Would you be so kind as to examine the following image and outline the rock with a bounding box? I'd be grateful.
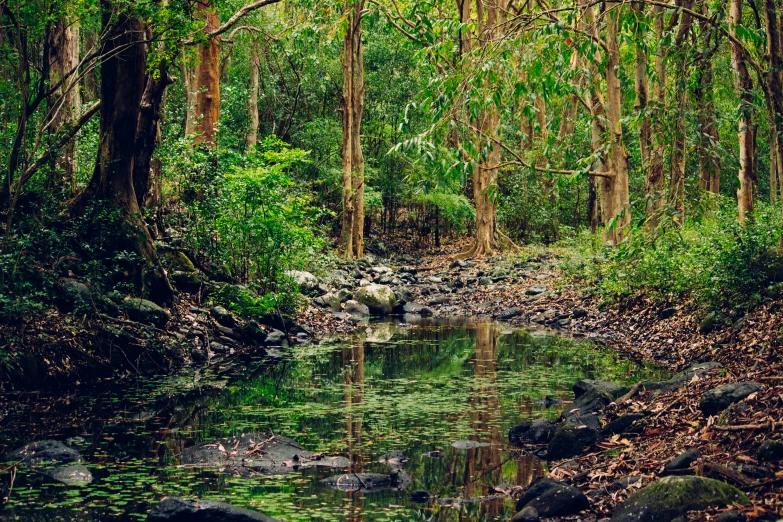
[286,270,322,296]
[728,463,771,479]
[657,307,676,319]
[393,286,414,304]
[642,362,722,393]
[525,285,547,296]
[700,312,722,334]
[562,385,616,419]
[324,270,352,289]
[496,307,523,320]
[171,270,206,293]
[237,320,267,343]
[264,329,288,347]
[6,440,81,465]
[511,505,540,522]
[344,300,370,319]
[428,296,450,306]
[148,497,280,522]
[609,476,749,522]
[515,477,589,517]
[410,490,431,503]
[370,265,392,275]
[353,284,397,315]
[402,302,433,317]
[160,250,197,273]
[663,448,700,474]
[572,307,587,319]
[608,476,643,492]
[321,472,405,492]
[46,464,93,486]
[547,425,599,460]
[210,305,236,327]
[716,510,747,522]
[378,451,408,468]
[563,413,601,430]
[700,382,761,416]
[318,292,343,311]
[56,278,94,312]
[364,322,395,343]
[602,413,646,436]
[509,419,557,445]
[757,439,783,462]
[573,380,625,400]
[478,276,492,285]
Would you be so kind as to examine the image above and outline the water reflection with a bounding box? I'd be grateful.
[0,319,661,522]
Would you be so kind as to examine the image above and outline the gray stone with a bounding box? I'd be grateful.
[716,510,747,522]
[402,302,433,317]
[700,382,762,416]
[286,270,321,296]
[573,380,626,400]
[663,448,700,473]
[6,440,81,465]
[344,300,370,319]
[46,464,93,486]
[525,285,547,296]
[496,307,523,320]
[264,329,288,347]
[642,362,723,393]
[57,278,94,312]
[547,424,599,460]
[511,505,540,522]
[609,476,749,522]
[758,439,783,462]
[509,418,557,445]
[353,284,397,315]
[148,497,280,522]
[122,298,170,327]
[602,413,646,436]
[515,477,589,517]
[210,305,236,327]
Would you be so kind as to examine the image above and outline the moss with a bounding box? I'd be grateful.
[161,250,196,273]
[611,476,749,522]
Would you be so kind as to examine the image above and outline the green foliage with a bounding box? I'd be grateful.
[563,200,782,316]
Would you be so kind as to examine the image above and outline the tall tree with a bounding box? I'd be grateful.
[193,0,222,146]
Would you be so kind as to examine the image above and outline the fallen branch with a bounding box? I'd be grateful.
[616,382,644,403]
[711,421,782,432]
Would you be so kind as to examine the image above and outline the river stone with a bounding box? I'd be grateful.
[148,497,280,522]
[402,302,433,317]
[171,270,206,293]
[354,284,397,315]
[716,511,747,522]
[642,362,722,393]
[573,380,626,400]
[496,307,524,320]
[525,285,547,296]
[757,439,783,462]
[609,476,749,522]
[122,298,171,328]
[700,382,762,416]
[663,448,700,474]
[6,440,81,465]
[602,413,646,436]
[511,505,540,522]
[547,425,599,460]
[46,464,93,486]
[509,419,557,445]
[563,386,615,419]
[344,300,370,319]
[286,270,321,296]
[264,329,288,347]
[378,451,409,468]
[515,477,589,517]
[161,250,197,273]
[321,472,405,492]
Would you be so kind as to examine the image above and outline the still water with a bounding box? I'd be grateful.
[0,318,661,521]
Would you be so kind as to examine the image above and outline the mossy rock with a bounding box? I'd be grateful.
[353,284,397,315]
[609,476,749,522]
[161,249,197,273]
[122,298,170,328]
[171,270,206,293]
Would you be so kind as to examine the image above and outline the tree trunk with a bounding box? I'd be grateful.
[646,5,667,229]
[47,15,81,188]
[584,2,608,236]
[340,0,356,258]
[193,0,221,146]
[604,6,631,244]
[761,0,783,226]
[632,1,652,184]
[730,0,756,223]
[73,1,173,305]
[246,53,260,149]
[351,2,366,259]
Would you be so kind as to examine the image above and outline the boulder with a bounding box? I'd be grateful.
[525,285,547,296]
[210,305,236,327]
[6,440,81,465]
[160,250,197,273]
[509,419,557,445]
[286,270,322,296]
[547,425,599,460]
[316,292,342,312]
[264,329,288,347]
[410,490,431,503]
[573,380,626,400]
[171,270,206,293]
[663,448,700,474]
[757,439,783,462]
[716,511,747,522]
[700,382,761,416]
[402,302,433,317]
[344,300,370,319]
[609,476,748,522]
[122,298,170,328]
[148,497,280,522]
[602,413,646,436]
[515,477,589,517]
[56,278,94,312]
[353,284,397,315]
[321,472,408,493]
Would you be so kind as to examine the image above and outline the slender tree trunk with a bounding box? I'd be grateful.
[340,0,356,257]
[646,5,667,229]
[761,0,783,229]
[246,53,260,149]
[193,0,221,146]
[47,15,80,188]
[632,1,652,182]
[181,50,197,138]
[730,0,756,223]
[604,5,631,244]
[584,2,607,235]
[82,30,100,102]
[351,3,366,258]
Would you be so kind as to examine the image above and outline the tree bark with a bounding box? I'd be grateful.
[47,14,81,189]
[246,53,260,149]
[193,0,221,146]
[646,5,667,229]
[351,3,366,259]
[730,0,756,223]
[761,0,783,228]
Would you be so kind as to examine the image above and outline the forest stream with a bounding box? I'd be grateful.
[0,319,662,522]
